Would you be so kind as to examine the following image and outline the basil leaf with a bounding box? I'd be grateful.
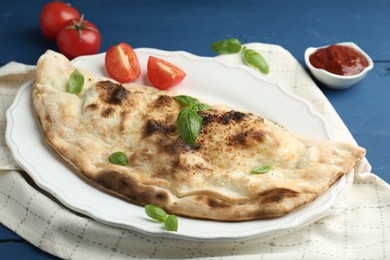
[174,95,211,146]
[68,69,84,94]
[108,151,128,165]
[242,48,270,74]
[145,204,167,223]
[251,165,273,174]
[164,215,178,232]
[211,38,242,54]
[191,102,211,112]
[173,95,199,106]
[144,205,178,232]
[177,107,203,146]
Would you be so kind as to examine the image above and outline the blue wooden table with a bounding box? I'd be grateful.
[1,0,389,258]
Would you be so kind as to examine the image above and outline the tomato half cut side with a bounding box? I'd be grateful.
[147,56,186,90]
[105,43,141,83]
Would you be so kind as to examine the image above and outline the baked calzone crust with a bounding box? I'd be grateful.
[32,50,365,221]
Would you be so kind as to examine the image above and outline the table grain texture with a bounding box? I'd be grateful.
[0,0,389,258]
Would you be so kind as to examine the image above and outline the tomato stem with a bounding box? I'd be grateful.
[65,15,98,42]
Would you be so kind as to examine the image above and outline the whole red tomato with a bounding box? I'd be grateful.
[40,1,81,41]
[56,16,101,60]
[105,43,141,83]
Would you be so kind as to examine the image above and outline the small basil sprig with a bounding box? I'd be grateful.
[210,38,269,74]
[108,151,128,165]
[211,38,242,54]
[251,165,273,174]
[68,69,84,94]
[145,204,178,232]
[173,95,199,106]
[164,215,178,232]
[174,95,211,146]
[145,204,167,223]
[242,47,269,74]
[177,107,202,146]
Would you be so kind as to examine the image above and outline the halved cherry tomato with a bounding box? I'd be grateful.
[105,43,141,83]
[56,16,101,60]
[40,1,81,41]
[147,56,186,90]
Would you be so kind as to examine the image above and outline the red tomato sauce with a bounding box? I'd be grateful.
[309,45,369,76]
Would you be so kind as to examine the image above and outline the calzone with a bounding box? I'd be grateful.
[32,50,365,221]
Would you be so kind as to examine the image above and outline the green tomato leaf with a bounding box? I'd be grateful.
[242,48,269,74]
[177,107,203,146]
[211,38,243,54]
[68,69,84,94]
[108,151,128,165]
[164,215,178,232]
[173,95,199,106]
[251,165,273,174]
[144,204,167,223]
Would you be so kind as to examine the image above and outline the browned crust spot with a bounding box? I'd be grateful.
[96,81,129,105]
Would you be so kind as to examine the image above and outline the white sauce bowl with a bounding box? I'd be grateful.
[304,42,374,89]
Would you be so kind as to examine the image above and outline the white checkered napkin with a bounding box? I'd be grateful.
[1,46,389,259]
[0,62,35,170]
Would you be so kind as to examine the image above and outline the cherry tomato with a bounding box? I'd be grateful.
[147,56,186,90]
[56,16,101,60]
[40,2,81,41]
[105,43,141,83]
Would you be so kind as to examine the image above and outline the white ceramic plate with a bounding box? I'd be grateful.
[6,48,344,241]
